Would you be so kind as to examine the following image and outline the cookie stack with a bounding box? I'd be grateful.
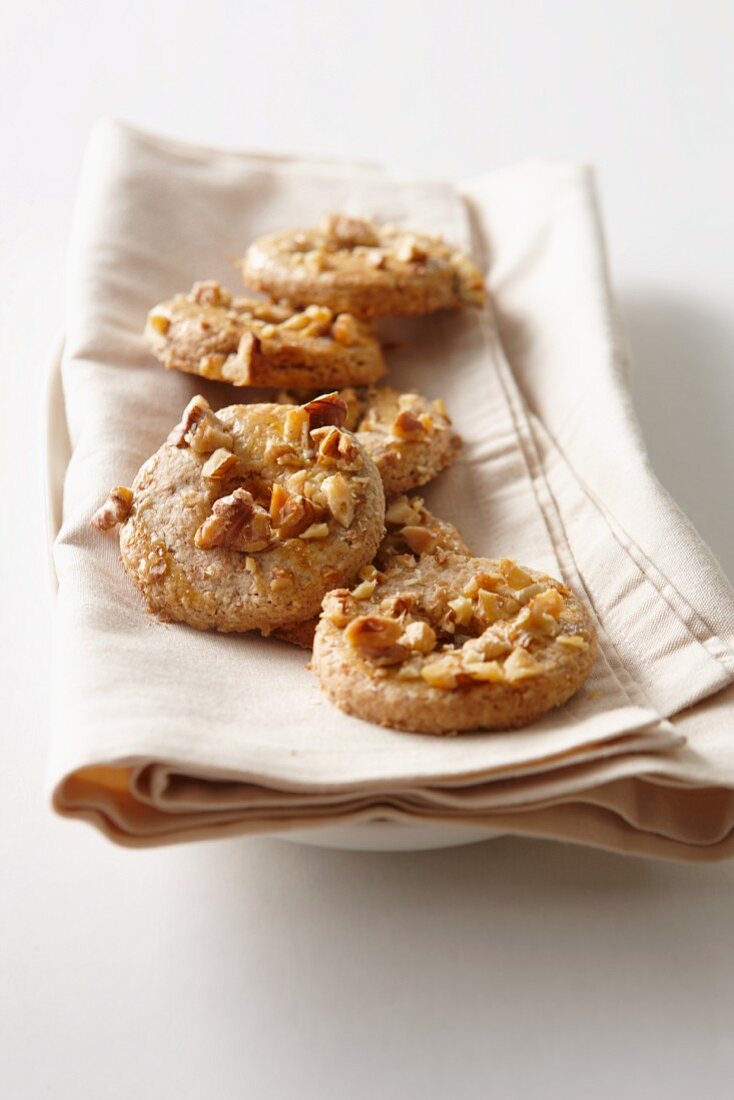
[92,214,596,735]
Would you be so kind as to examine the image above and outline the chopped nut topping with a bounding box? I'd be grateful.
[477,589,519,624]
[191,281,231,308]
[345,615,403,653]
[385,498,421,526]
[394,235,429,264]
[403,620,437,654]
[556,634,589,650]
[319,213,379,248]
[311,425,360,466]
[462,632,512,663]
[344,616,409,667]
[448,595,474,627]
[284,406,309,442]
[322,472,355,527]
[503,647,544,682]
[401,525,438,555]
[323,590,354,627]
[498,560,533,590]
[351,578,378,600]
[299,522,330,540]
[420,655,461,690]
[195,488,272,552]
[167,395,234,454]
[147,311,170,335]
[331,313,363,346]
[90,486,133,530]
[432,397,451,422]
[461,660,504,683]
[516,582,546,606]
[201,448,240,481]
[392,409,428,441]
[303,392,348,430]
[270,484,325,538]
[270,568,294,593]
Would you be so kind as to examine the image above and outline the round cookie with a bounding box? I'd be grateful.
[278,386,460,496]
[312,554,597,735]
[273,494,472,650]
[242,214,486,318]
[145,281,387,389]
[91,393,385,634]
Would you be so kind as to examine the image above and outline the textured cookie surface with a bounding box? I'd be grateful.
[100,394,385,633]
[145,281,386,389]
[312,552,596,734]
[273,494,471,649]
[242,214,486,318]
[278,386,459,495]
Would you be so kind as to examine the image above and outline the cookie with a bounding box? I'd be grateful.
[312,554,597,735]
[91,393,385,634]
[242,213,486,318]
[278,386,460,495]
[145,281,387,389]
[273,494,472,649]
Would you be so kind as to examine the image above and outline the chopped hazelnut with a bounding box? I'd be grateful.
[303,392,348,430]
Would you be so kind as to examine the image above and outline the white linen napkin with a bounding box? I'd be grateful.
[47,120,734,859]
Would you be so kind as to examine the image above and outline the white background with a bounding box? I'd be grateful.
[2,1,734,1096]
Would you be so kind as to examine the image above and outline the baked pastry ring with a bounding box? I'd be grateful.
[242,213,486,318]
[312,551,597,735]
[145,281,386,389]
[91,393,385,634]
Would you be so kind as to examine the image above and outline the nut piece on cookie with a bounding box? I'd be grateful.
[242,214,486,318]
[90,486,133,531]
[195,488,272,552]
[144,281,387,390]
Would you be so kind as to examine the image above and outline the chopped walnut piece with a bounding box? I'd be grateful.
[498,560,533,590]
[201,448,240,481]
[345,615,408,667]
[194,488,272,552]
[323,590,354,627]
[322,473,354,527]
[432,398,451,422]
[392,409,428,442]
[515,582,546,606]
[351,578,377,600]
[345,615,403,654]
[191,280,231,307]
[401,525,438,556]
[462,632,512,663]
[167,395,233,454]
[385,498,421,526]
[270,485,325,537]
[319,213,379,248]
[90,486,133,531]
[303,392,348,430]
[299,522,330,540]
[556,634,589,650]
[284,407,309,442]
[270,568,294,593]
[477,589,519,624]
[503,647,544,682]
[403,620,437,654]
[448,596,473,627]
[420,655,461,690]
[461,660,504,683]
[331,313,363,346]
[394,235,429,264]
[311,425,360,466]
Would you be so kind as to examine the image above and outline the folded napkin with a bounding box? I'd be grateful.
[48,119,734,859]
